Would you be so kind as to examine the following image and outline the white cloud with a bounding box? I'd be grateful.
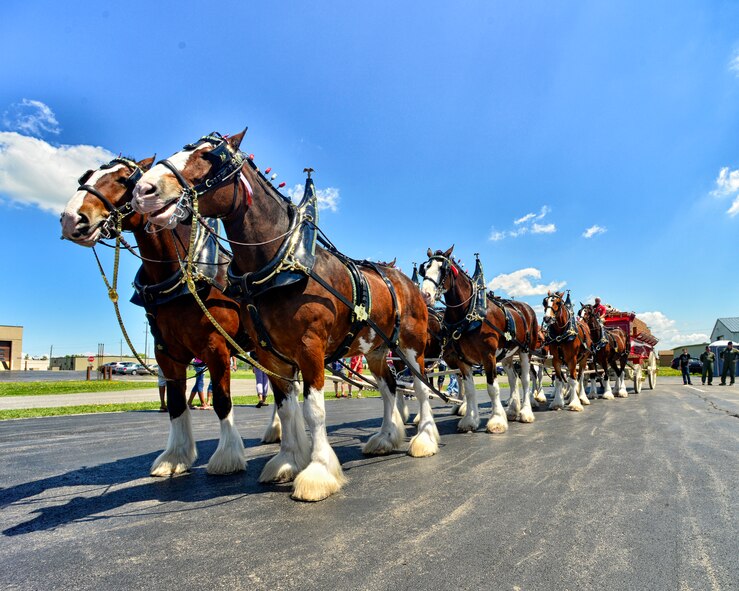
[490,205,555,241]
[488,267,566,297]
[730,50,739,77]
[532,222,556,234]
[637,311,709,349]
[710,166,739,217]
[514,212,536,225]
[286,183,340,212]
[583,224,607,238]
[2,99,60,137]
[0,132,114,214]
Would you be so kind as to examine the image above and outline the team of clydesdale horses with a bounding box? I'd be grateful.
[60,129,633,502]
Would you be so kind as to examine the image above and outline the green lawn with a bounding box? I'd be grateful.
[0,380,157,397]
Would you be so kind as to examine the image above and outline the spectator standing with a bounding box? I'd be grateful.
[157,366,167,412]
[678,348,692,385]
[720,342,738,386]
[446,372,459,395]
[187,358,210,409]
[700,346,715,386]
[348,355,364,398]
[255,367,270,407]
[332,359,347,398]
[593,297,607,318]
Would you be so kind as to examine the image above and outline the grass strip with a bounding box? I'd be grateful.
[0,380,157,397]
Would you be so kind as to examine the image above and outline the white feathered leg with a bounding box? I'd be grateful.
[565,377,584,412]
[406,350,440,457]
[504,360,522,421]
[259,389,310,484]
[151,409,197,476]
[292,386,346,501]
[261,403,282,443]
[602,371,615,400]
[616,371,629,397]
[364,378,406,454]
[396,392,410,424]
[206,409,247,474]
[457,373,479,432]
[578,371,590,406]
[549,377,565,410]
[518,353,535,423]
[486,380,509,433]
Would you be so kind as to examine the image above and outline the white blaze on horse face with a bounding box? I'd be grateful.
[133,144,210,215]
[420,260,444,302]
[61,165,126,241]
[543,296,555,319]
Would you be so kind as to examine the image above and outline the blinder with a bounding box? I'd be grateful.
[76,157,143,238]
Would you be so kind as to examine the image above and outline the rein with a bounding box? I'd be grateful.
[91,216,155,374]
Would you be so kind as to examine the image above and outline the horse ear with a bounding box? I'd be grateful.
[443,244,455,257]
[580,301,584,308]
[427,248,433,258]
[137,156,156,171]
[547,290,551,296]
[227,128,247,151]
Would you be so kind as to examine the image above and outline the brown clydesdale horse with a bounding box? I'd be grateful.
[578,304,630,399]
[541,291,592,411]
[131,130,440,502]
[60,156,266,477]
[420,247,539,433]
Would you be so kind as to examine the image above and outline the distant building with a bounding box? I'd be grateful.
[50,355,145,371]
[0,325,23,370]
[710,317,739,343]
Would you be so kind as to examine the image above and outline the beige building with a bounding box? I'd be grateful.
[0,325,23,371]
[50,355,149,371]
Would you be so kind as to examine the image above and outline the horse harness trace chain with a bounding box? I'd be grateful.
[167,133,458,401]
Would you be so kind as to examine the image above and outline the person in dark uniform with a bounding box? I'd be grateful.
[678,348,692,385]
[700,346,715,386]
[720,342,738,386]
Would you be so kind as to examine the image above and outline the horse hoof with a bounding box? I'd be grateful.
[291,462,345,502]
[408,430,439,457]
[518,409,535,423]
[363,431,399,455]
[456,417,479,433]
[602,392,615,400]
[486,416,509,434]
[616,391,629,398]
[549,404,564,411]
[566,404,584,412]
[580,397,591,406]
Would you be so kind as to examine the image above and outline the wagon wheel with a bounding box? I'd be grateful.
[647,351,657,390]
[633,363,643,393]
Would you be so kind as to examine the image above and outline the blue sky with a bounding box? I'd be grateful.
[1,0,738,357]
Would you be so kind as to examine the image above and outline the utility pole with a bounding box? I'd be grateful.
[120,339,123,361]
[144,321,149,365]
[48,345,53,370]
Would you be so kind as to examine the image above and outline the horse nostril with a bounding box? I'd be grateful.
[136,182,157,197]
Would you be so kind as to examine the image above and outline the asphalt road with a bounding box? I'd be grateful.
[1,377,737,591]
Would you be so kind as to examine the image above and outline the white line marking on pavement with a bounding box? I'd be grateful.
[685,385,706,393]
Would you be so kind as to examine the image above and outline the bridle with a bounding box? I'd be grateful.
[153,132,247,229]
[419,253,460,303]
[76,157,142,239]
[542,293,578,344]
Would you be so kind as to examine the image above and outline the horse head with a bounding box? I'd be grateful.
[542,291,567,326]
[132,130,246,228]
[61,156,155,246]
[419,245,456,304]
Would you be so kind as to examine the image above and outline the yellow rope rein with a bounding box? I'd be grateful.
[93,216,155,374]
